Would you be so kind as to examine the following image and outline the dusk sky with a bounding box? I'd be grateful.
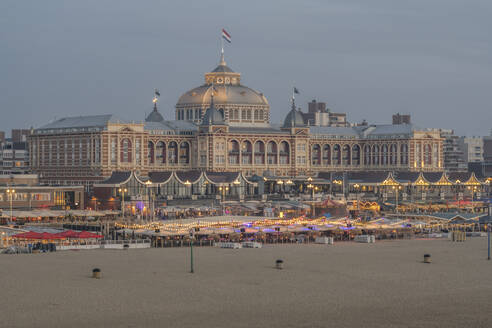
[1,0,491,136]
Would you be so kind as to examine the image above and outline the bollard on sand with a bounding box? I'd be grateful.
[276,259,284,270]
[92,268,102,279]
[423,254,431,264]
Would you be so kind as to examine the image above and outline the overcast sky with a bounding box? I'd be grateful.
[1,0,491,136]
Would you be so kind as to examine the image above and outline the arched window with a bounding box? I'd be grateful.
[242,140,252,164]
[267,141,277,164]
[254,141,265,164]
[342,145,351,165]
[390,144,397,165]
[228,140,240,165]
[254,110,259,121]
[279,141,290,164]
[416,143,422,167]
[147,142,155,164]
[120,139,132,163]
[247,109,252,120]
[352,145,361,166]
[241,110,247,120]
[333,144,341,165]
[323,144,331,166]
[135,139,141,165]
[400,144,408,165]
[180,142,190,164]
[364,145,371,166]
[424,144,432,165]
[381,144,388,166]
[156,141,166,164]
[168,141,178,164]
[432,143,438,167]
[258,110,264,121]
[312,144,321,165]
[372,145,379,165]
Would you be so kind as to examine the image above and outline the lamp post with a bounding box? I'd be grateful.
[6,189,15,224]
[145,180,153,221]
[391,185,402,213]
[285,179,293,196]
[353,184,360,211]
[277,179,284,198]
[118,188,128,219]
[189,228,195,273]
[218,186,229,215]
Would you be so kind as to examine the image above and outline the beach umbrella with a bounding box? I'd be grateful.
[52,230,78,238]
[77,231,104,239]
[12,231,44,239]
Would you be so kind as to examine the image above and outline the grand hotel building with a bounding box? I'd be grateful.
[29,54,444,189]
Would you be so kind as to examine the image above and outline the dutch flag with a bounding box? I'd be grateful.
[222,29,231,43]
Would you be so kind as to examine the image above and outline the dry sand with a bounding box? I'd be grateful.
[1,238,492,328]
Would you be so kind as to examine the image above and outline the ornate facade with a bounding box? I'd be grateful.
[29,54,444,188]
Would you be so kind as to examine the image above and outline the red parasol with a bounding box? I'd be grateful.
[76,231,104,239]
[12,231,44,239]
[12,231,62,239]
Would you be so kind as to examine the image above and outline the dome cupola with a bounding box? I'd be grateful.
[283,97,306,128]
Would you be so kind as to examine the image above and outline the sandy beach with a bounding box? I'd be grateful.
[1,238,492,328]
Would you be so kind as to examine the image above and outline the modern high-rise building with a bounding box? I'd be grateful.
[392,113,411,125]
[0,129,31,175]
[440,129,467,172]
[301,100,348,127]
[458,136,484,163]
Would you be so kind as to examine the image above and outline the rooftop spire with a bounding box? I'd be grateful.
[219,47,226,66]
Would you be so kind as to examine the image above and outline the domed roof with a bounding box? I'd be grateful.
[145,106,164,122]
[177,84,268,107]
[283,102,306,128]
[176,54,269,108]
[211,64,234,73]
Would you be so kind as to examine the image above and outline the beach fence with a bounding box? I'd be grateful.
[449,231,466,242]
[354,235,376,243]
[100,239,151,249]
[315,236,334,244]
[56,240,151,251]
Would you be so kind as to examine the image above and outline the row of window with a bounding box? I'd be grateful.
[147,141,190,165]
[177,108,267,121]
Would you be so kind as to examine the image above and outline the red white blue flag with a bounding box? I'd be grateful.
[222,29,231,43]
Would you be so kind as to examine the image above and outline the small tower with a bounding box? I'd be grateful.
[199,87,228,133]
[145,90,164,123]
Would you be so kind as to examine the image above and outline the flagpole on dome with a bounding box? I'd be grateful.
[220,29,231,65]
[153,88,160,112]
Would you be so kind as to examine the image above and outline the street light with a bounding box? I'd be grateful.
[218,186,229,214]
[145,180,153,221]
[6,189,15,224]
[277,180,284,198]
[392,185,402,213]
[353,184,360,211]
[118,188,128,219]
